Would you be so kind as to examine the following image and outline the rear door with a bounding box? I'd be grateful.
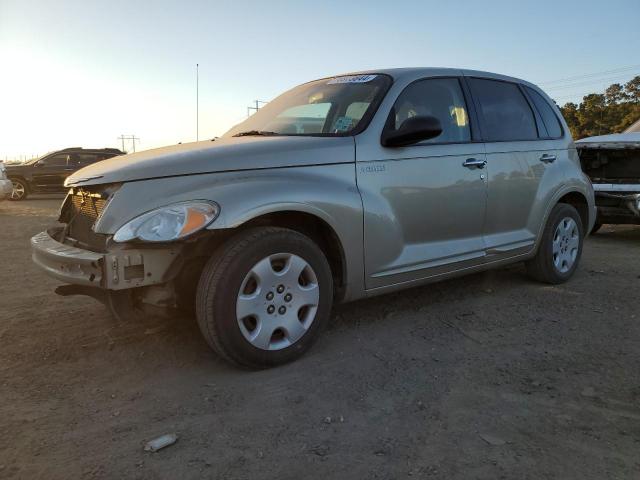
[75,153,100,169]
[357,77,488,289]
[466,77,564,260]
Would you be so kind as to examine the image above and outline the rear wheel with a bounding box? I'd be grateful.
[9,178,28,201]
[196,227,333,368]
[526,203,584,284]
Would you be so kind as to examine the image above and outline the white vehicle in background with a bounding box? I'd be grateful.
[576,131,640,233]
[0,162,13,200]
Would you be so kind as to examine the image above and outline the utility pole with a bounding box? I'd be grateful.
[247,100,268,117]
[196,63,199,141]
[117,134,140,153]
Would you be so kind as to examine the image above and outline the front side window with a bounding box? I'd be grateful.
[224,74,392,137]
[468,78,537,142]
[40,154,69,167]
[390,78,471,144]
[525,86,563,138]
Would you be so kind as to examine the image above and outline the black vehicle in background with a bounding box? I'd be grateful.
[6,147,124,200]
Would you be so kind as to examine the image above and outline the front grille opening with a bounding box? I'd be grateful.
[59,185,120,252]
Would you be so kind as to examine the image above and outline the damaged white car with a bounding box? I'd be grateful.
[577,132,640,233]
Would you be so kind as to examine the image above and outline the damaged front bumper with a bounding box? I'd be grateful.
[592,184,640,224]
[31,227,181,291]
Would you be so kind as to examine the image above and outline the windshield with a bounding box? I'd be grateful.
[224,74,392,138]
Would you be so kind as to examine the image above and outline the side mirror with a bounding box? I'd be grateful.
[381,115,443,147]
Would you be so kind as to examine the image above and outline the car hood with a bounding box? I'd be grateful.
[576,132,640,150]
[65,136,355,187]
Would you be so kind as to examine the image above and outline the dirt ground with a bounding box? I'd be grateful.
[1,196,639,480]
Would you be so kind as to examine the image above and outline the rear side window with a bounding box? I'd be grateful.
[391,78,471,144]
[468,78,537,142]
[525,86,563,138]
[76,154,98,166]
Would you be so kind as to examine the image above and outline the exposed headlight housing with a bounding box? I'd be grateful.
[113,201,220,243]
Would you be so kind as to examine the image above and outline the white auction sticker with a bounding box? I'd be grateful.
[327,74,377,85]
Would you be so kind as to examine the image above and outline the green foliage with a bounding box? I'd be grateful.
[558,76,640,139]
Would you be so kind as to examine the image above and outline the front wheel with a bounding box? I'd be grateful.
[196,227,333,368]
[526,203,584,284]
[9,178,28,201]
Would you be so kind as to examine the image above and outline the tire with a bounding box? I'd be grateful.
[9,178,28,201]
[196,227,333,368]
[526,203,584,284]
[590,222,602,235]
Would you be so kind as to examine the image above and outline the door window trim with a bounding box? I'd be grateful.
[380,76,481,147]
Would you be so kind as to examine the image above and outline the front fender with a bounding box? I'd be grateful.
[95,164,366,302]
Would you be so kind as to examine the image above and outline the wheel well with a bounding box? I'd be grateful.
[8,175,28,185]
[240,211,347,301]
[558,192,589,231]
[173,211,348,312]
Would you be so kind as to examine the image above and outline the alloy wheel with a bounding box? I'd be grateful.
[10,181,25,200]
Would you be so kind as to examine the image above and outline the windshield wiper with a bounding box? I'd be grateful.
[233,130,281,137]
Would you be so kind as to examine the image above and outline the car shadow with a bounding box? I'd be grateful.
[591,224,640,243]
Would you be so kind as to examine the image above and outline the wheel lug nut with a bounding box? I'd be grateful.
[266,292,274,300]
[284,293,292,302]
[278,306,286,315]
[267,305,275,314]
[277,285,285,294]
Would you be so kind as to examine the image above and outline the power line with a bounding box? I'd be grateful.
[544,72,639,91]
[539,64,640,86]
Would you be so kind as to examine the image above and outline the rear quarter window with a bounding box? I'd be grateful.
[76,154,99,166]
[524,86,563,138]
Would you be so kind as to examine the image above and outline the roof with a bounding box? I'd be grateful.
[575,132,640,149]
[334,67,532,87]
[625,118,640,133]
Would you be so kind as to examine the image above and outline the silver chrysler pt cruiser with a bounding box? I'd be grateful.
[31,68,595,368]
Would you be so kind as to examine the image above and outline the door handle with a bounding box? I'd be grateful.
[462,158,487,169]
[540,153,556,163]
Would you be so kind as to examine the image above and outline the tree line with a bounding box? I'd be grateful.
[558,76,640,139]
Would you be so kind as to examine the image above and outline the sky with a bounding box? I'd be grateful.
[0,0,639,159]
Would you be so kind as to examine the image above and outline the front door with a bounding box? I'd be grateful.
[32,153,72,191]
[357,77,487,290]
